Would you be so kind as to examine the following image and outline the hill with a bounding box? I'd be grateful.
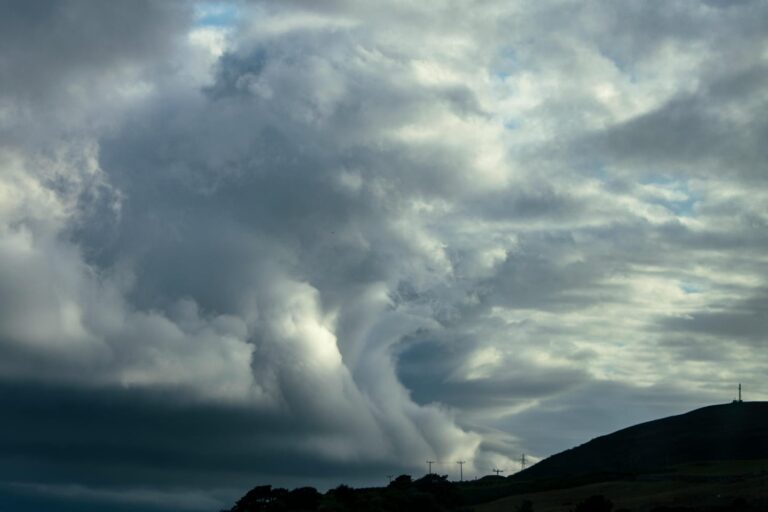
[223,402,768,511]
[477,459,768,512]
[513,401,768,481]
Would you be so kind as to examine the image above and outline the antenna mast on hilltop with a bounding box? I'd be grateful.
[456,460,465,482]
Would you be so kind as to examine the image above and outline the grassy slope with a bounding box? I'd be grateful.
[513,402,768,482]
[474,460,768,512]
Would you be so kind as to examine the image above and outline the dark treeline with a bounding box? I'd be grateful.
[223,474,470,512]
[223,482,762,512]
[222,472,638,512]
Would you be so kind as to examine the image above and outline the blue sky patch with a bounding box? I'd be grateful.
[194,2,239,28]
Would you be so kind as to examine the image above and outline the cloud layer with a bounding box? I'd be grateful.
[1,0,767,509]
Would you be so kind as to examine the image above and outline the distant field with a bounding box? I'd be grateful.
[474,460,768,512]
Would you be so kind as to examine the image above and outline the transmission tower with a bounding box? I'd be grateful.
[427,460,435,474]
[492,468,504,476]
[456,460,466,481]
[520,453,527,471]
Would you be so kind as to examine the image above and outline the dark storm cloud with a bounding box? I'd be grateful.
[0,4,499,505]
[398,338,588,410]
[658,288,768,343]
[462,184,587,223]
[0,380,402,488]
[0,0,189,100]
[0,378,450,511]
[481,240,623,312]
[0,0,193,153]
[659,334,746,363]
[570,3,768,183]
[589,73,768,181]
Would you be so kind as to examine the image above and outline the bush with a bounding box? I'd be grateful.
[286,487,321,511]
[388,474,413,489]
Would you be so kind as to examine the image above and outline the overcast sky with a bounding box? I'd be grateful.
[1,0,767,510]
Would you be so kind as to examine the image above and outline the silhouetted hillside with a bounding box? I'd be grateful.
[514,401,768,481]
[226,402,768,511]
[478,460,768,512]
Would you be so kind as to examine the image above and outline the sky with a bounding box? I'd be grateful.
[1,0,767,510]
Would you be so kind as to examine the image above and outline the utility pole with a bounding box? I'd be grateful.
[427,460,435,474]
[520,454,527,471]
[492,468,504,477]
[456,461,465,482]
